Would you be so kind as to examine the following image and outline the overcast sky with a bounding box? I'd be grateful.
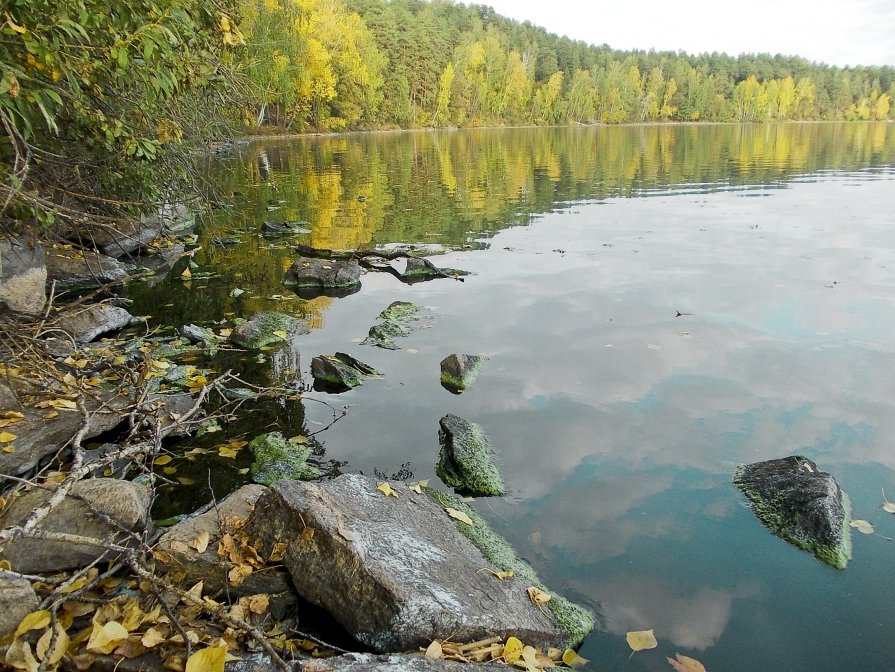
[477,0,895,67]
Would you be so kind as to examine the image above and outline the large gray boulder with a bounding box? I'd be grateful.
[243,474,592,652]
[228,311,310,350]
[284,257,362,291]
[440,354,489,394]
[44,247,127,291]
[0,237,46,315]
[0,478,151,572]
[154,485,293,600]
[734,455,852,569]
[55,303,134,343]
[0,574,39,639]
[437,414,505,497]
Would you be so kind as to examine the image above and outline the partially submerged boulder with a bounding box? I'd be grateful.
[363,301,426,350]
[0,237,46,315]
[154,485,293,600]
[78,219,164,258]
[44,247,127,291]
[311,352,381,392]
[242,474,593,652]
[228,311,310,350]
[284,256,362,293]
[437,414,505,497]
[249,431,323,485]
[734,455,852,569]
[400,257,470,283]
[440,354,489,394]
[55,304,134,343]
[0,478,151,573]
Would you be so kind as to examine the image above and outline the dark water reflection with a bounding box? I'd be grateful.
[129,123,895,671]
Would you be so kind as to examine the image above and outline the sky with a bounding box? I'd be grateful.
[477,0,895,68]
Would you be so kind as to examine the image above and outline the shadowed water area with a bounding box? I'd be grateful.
[128,122,895,671]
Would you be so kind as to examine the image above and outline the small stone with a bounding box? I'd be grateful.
[310,353,381,392]
[0,237,46,315]
[440,354,489,394]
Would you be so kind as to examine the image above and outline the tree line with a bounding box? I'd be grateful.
[235,0,895,131]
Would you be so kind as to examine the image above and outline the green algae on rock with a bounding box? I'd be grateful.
[437,414,505,497]
[425,488,597,648]
[311,352,382,392]
[440,353,489,394]
[363,301,426,350]
[249,431,323,486]
[228,311,310,350]
[734,455,852,569]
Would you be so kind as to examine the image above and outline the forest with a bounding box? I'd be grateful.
[235,0,895,130]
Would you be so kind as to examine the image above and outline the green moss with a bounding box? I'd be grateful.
[249,431,323,485]
[364,301,425,349]
[228,311,308,350]
[437,416,505,496]
[379,301,420,321]
[424,489,596,646]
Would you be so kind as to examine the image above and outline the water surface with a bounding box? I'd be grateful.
[131,122,895,671]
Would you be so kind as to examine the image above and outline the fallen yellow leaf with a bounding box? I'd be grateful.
[562,648,589,667]
[0,431,17,443]
[377,482,399,498]
[502,636,523,663]
[527,586,551,606]
[492,570,514,580]
[4,638,38,672]
[626,629,658,652]
[272,330,288,339]
[850,519,874,534]
[141,628,167,648]
[86,621,129,654]
[190,530,211,554]
[185,645,226,672]
[181,268,192,279]
[13,610,51,639]
[445,507,474,526]
[36,622,69,666]
[425,640,443,659]
[667,652,707,672]
[153,455,173,466]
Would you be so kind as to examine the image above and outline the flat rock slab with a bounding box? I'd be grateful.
[155,484,292,598]
[44,247,128,290]
[284,257,362,292]
[230,652,510,672]
[0,478,151,573]
[244,474,575,652]
[734,455,852,568]
[437,414,505,497]
[55,304,134,343]
[77,219,164,258]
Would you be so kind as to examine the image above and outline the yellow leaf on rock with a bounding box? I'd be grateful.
[626,629,658,652]
[377,482,399,498]
[445,507,474,526]
[666,652,707,672]
[181,268,192,279]
[492,570,514,580]
[562,649,589,667]
[521,646,540,672]
[185,645,227,672]
[527,586,551,606]
[245,594,269,614]
[191,530,211,553]
[86,621,129,654]
[502,636,523,663]
[850,519,875,534]
[13,610,51,639]
[424,640,443,659]
[272,330,288,339]
[0,431,17,443]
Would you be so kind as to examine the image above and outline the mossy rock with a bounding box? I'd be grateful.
[249,432,322,485]
[436,414,505,496]
[363,301,426,350]
[425,489,596,647]
[440,353,489,394]
[228,311,310,350]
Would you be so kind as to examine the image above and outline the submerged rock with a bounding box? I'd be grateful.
[179,323,220,348]
[734,455,852,569]
[249,431,323,485]
[243,473,593,652]
[55,303,134,343]
[437,414,505,497]
[283,256,362,291]
[311,352,381,392]
[401,256,470,283]
[363,301,426,350]
[0,237,46,315]
[261,220,311,236]
[0,478,151,573]
[440,354,489,394]
[228,311,310,350]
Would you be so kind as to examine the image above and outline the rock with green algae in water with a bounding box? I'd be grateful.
[734,455,852,569]
[310,352,381,392]
[249,431,323,485]
[363,301,427,350]
[440,353,489,394]
[437,414,505,496]
[425,488,597,648]
[228,311,310,350]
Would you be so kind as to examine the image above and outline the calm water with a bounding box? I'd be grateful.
[130,123,895,671]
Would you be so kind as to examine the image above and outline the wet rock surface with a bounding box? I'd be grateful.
[243,474,587,652]
[311,353,381,392]
[440,354,489,394]
[284,256,362,292]
[400,257,470,283]
[232,652,510,672]
[0,478,151,572]
[44,247,128,291]
[437,414,505,497]
[363,301,426,350]
[734,455,852,569]
[0,237,47,315]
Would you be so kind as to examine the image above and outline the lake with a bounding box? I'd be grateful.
[130,122,895,671]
